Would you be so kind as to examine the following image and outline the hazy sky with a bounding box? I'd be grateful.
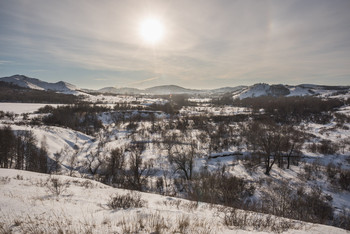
[1,0,349,89]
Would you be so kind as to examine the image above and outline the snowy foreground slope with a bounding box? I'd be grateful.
[0,169,348,234]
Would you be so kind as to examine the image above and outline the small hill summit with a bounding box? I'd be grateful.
[0,74,77,92]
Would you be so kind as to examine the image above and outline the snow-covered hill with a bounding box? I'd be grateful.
[0,75,77,92]
[232,83,350,99]
[1,169,348,234]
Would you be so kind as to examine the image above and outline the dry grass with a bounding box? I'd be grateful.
[223,207,302,233]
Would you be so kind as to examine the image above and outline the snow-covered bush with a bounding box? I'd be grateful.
[107,192,146,210]
[45,176,70,196]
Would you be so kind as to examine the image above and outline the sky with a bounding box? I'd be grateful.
[0,0,350,89]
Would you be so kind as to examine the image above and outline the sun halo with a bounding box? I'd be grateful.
[139,18,164,44]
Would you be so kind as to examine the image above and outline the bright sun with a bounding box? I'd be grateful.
[140,18,164,44]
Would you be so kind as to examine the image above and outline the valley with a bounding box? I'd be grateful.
[0,75,350,233]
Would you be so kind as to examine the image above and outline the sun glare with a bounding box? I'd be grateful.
[140,18,164,44]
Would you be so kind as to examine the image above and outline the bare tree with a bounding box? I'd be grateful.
[282,126,305,169]
[162,131,179,156]
[243,120,284,175]
[85,150,105,176]
[106,147,126,186]
[168,141,197,181]
[0,125,15,168]
[68,147,80,176]
[126,143,156,191]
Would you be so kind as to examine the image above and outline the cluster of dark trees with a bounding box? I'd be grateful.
[242,120,305,175]
[187,167,255,207]
[211,95,345,124]
[41,104,107,135]
[0,126,47,173]
[233,96,344,124]
[85,143,157,191]
[147,94,193,114]
[0,81,81,104]
[40,102,180,135]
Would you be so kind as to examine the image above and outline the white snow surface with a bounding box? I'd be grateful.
[0,103,62,114]
[0,169,348,234]
[233,84,270,99]
[287,87,311,97]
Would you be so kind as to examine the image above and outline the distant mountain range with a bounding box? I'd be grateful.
[1,75,349,99]
[96,85,249,95]
[96,83,350,99]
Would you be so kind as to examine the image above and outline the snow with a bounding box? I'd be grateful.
[239,84,270,99]
[287,87,311,97]
[188,98,212,103]
[337,106,350,116]
[0,103,62,114]
[81,93,168,105]
[180,106,250,116]
[0,169,348,234]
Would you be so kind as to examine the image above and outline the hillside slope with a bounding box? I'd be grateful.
[0,169,348,234]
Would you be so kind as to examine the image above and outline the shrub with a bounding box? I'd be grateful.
[339,170,350,191]
[318,140,339,155]
[187,169,255,208]
[334,208,350,230]
[45,177,70,196]
[223,208,296,232]
[326,163,338,181]
[107,192,146,210]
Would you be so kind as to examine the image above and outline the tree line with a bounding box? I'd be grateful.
[0,126,47,173]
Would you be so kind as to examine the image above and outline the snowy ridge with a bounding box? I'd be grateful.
[232,83,290,99]
[287,86,312,97]
[0,74,77,92]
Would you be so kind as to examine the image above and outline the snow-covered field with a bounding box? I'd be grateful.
[0,103,62,114]
[180,106,250,116]
[1,169,348,234]
[82,93,168,105]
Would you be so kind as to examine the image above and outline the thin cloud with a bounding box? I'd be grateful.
[0,60,12,65]
[30,69,46,72]
[94,78,110,81]
[126,76,161,87]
